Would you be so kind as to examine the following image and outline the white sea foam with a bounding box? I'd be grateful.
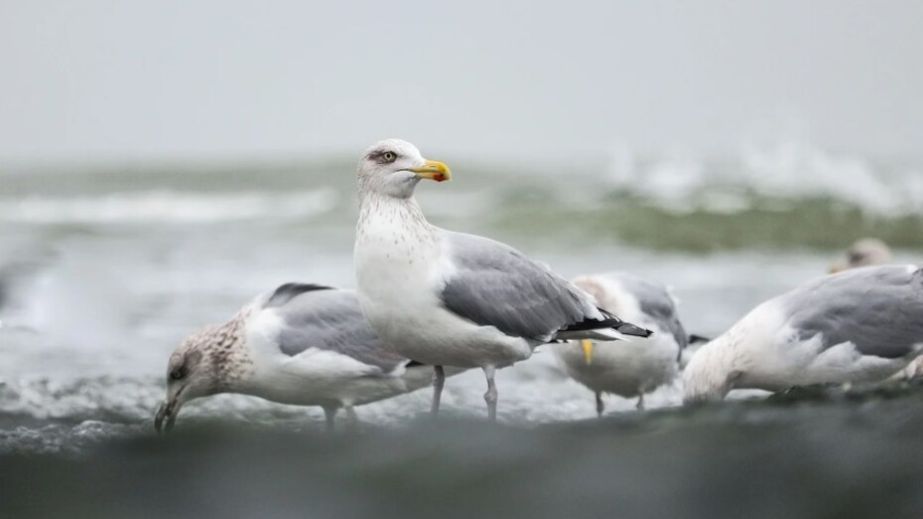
[0,189,339,224]
[604,142,923,216]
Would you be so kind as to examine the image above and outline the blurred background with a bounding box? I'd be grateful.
[2,2,923,513]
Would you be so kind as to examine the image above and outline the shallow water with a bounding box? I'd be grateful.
[1,153,922,517]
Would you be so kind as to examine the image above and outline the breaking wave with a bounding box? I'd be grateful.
[1,145,921,251]
[0,189,339,225]
[603,142,923,217]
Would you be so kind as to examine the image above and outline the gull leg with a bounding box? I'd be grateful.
[322,406,338,433]
[431,365,446,415]
[595,391,605,418]
[636,392,646,411]
[483,366,498,422]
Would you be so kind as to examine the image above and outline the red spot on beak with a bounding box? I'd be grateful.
[434,173,446,182]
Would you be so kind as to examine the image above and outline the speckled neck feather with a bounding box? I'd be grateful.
[356,190,437,247]
[206,308,255,391]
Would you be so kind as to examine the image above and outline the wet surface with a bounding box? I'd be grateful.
[3,382,923,519]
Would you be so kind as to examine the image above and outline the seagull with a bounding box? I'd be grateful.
[353,139,652,420]
[827,238,923,379]
[683,265,923,402]
[554,272,688,414]
[829,238,893,273]
[154,283,438,432]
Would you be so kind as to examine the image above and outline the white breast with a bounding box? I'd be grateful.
[354,195,532,368]
[355,197,442,338]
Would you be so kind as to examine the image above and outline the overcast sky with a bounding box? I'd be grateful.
[1,0,921,162]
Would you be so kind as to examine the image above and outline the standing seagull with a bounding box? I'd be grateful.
[683,265,923,402]
[353,139,651,420]
[154,283,437,432]
[554,273,687,414]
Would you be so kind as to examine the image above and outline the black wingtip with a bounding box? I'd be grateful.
[688,334,712,345]
[616,322,654,338]
[560,314,653,338]
[266,282,335,307]
[595,307,653,338]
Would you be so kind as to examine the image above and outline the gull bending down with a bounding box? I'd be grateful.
[683,265,923,402]
[353,139,651,421]
[154,283,439,432]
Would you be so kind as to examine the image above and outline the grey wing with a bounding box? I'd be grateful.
[267,286,408,373]
[613,273,688,350]
[786,265,923,358]
[438,231,605,342]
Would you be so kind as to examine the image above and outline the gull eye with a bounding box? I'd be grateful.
[170,368,185,381]
[382,151,397,163]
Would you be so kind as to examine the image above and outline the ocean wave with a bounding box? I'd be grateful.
[487,192,923,252]
[0,189,340,224]
[1,149,921,251]
[0,376,162,423]
[604,143,923,217]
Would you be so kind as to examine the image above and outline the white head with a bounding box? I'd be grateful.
[830,238,892,273]
[357,139,451,199]
[682,336,742,404]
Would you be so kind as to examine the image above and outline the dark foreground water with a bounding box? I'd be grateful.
[3,382,923,519]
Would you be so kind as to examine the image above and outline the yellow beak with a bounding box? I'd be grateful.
[581,339,594,365]
[410,159,452,182]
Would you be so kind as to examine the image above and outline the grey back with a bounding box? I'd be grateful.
[607,272,688,350]
[783,265,923,358]
[439,231,596,342]
[264,285,408,373]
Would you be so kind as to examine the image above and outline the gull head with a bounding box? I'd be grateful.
[357,139,451,199]
[682,337,742,404]
[830,238,892,273]
[154,326,223,433]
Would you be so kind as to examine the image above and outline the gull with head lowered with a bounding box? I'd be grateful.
[154,283,439,432]
[683,265,923,402]
[353,139,651,421]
